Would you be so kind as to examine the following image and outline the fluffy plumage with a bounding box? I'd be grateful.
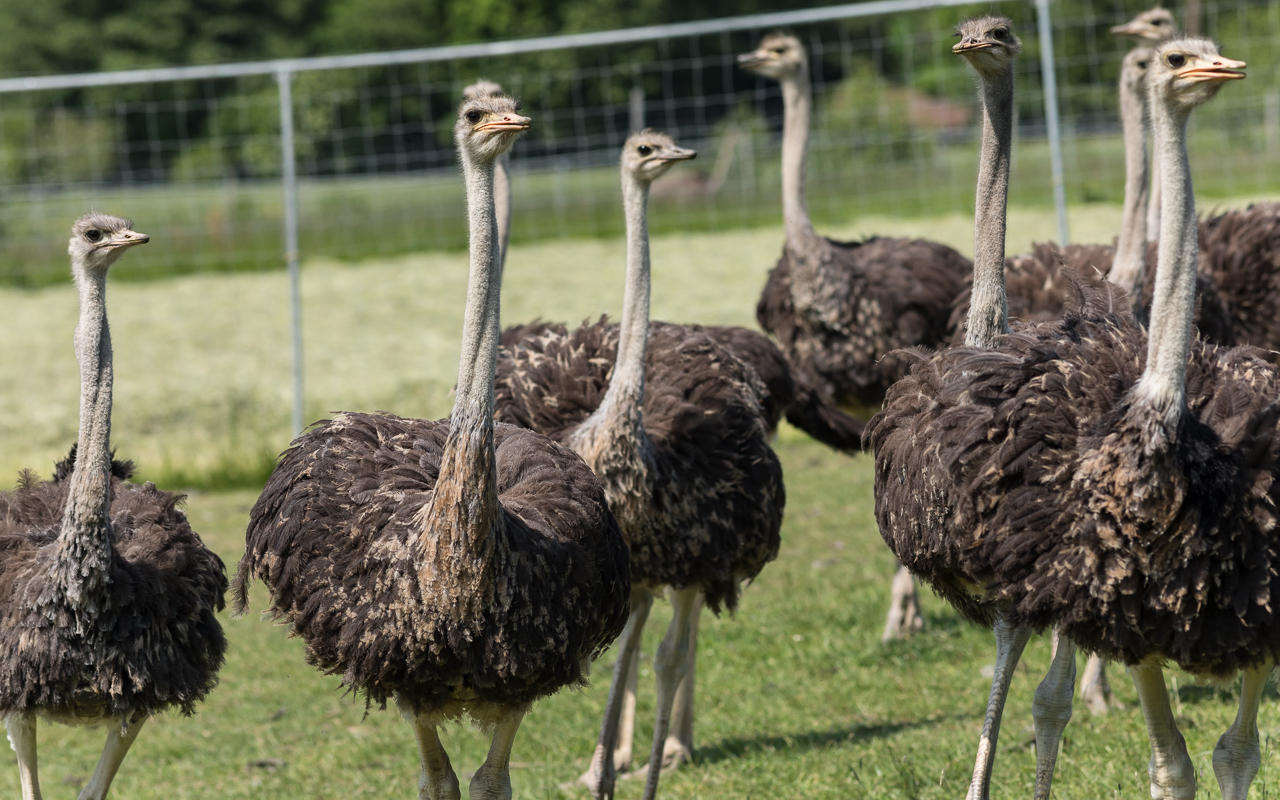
[1197,204,1280,356]
[0,453,226,720]
[495,319,783,612]
[235,413,628,714]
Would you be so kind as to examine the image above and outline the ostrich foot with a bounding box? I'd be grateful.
[469,713,523,800]
[1079,654,1122,714]
[411,715,461,800]
[621,736,695,782]
[882,565,924,642]
[1212,661,1272,800]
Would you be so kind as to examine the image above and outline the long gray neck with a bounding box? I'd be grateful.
[436,146,502,538]
[52,266,116,626]
[1146,125,1163,245]
[592,172,651,438]
[780,65,818,250]
[1133,93,1196,421]
[964,66,1014,348]
[1108,70,1151,296]
[494,153,511,279]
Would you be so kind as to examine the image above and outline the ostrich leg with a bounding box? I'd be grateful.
[966,617,1032,800]
[882,563,923,641]
[411,715,461,800]
[641,587,701,800]
[6,712,41,800]
[1213,661,1274,800]
[577,587,653,798]
[470,712,525,800]
[664,591,703,769]
[1079,653,1117,714]
[1129,662,1195,800]
[613,634,641,772]
[78,718,146,800]
[1031,632,1076,800]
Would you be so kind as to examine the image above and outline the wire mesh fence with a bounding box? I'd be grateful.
[5,0,1275,293]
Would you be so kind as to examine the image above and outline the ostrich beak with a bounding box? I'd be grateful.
[1110,21,1149,37]
[476,114,531,132]
[657,146,696,162]
[107,229,150,250]
[737,50,771,69]
[1178,57,1247,82]
[953,40,994,54]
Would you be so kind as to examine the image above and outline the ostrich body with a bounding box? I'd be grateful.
[234,97,630,800]
[0,214,227,800]
[494,131,784,800]
[742,31,971,639]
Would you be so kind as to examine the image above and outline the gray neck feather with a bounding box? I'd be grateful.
[588,172,650,439]
[1109,69,1151,296]
[52,266,116,625]
[494,153,511,279]
[439,145,501,520]
[964,67,1014,349]
[1146,123,1163,245]
[1133,95,1196,420]
[780,66,819,251]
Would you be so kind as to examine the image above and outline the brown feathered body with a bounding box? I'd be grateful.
[868,288,1280,676]
[949,242,1235,346]
[504,319,863,452]
[495,319,784,612]
[756,235,973,409]
[0,453,227,721]
[235,412,629,717]
[1197,204,1280,356]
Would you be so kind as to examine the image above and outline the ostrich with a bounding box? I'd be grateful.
[463,80,513,276]
[234,96,631,800]
[865,18,1114,799]
[1113,7,1177,245]
[943,39,1265,799]
[494,130,785,800]
[740,30,972,640]
[870,29,1263,800]
[0,214,228,800]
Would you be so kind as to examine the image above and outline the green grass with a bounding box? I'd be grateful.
[2,441,1278,799]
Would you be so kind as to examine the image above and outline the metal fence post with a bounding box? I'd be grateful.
[277,68,304,435]
[1035,0,1070,245]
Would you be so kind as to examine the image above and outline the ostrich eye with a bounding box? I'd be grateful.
[1167,53,1186,68]
[638,145,653,156]
[992,28,1008,41]
[85,230,102,243]
[465,110,483,124]
[772,47,786,54]
[1155,18,1168,25]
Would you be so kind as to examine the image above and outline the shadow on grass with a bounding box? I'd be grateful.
[694,713,963,766]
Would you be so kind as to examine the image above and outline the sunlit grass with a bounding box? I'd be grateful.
[1,441,1276,799]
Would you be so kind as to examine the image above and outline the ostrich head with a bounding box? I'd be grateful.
[68,213,149,273]
[1121,47,1155,98]
[462,79,504,102]
[953,16,1022,78]
[454,95,530,163]
[620,130,695,185]
[1111,8,1176,42]
[737,32,806,79]
[1149,38,1245,112]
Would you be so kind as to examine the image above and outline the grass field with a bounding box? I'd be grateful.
[2,440,1278,799]
[4,198,1280,798]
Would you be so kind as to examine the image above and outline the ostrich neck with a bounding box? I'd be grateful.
[1133,95,1196,421]
[964,66,1014,349]
[1108,73,1151,295]
[599,174,650,435]
[426,150,502,575]
[52,267,116,622]
[494,153,511,280]
[780,67,819,254]
[1147,129,1163,245]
